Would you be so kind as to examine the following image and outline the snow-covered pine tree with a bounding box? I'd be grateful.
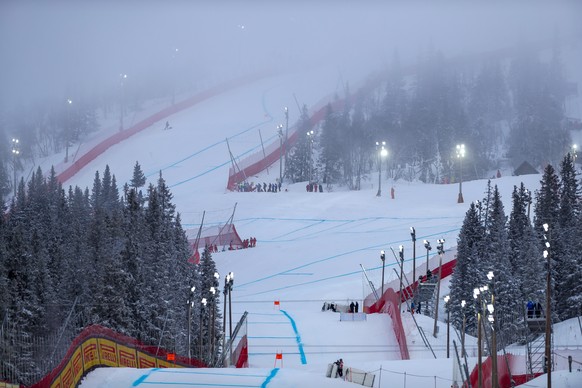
[197,247,222,364]
[286,105,312,183]
[533,163,560,321]
[318,104,343,185]
[449,202,485,333]
[507,183,543,304]
[130,160,147,190]
[557,153,581,320]
[482,185,521,347]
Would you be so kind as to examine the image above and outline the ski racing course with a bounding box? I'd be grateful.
[40,66,549,387]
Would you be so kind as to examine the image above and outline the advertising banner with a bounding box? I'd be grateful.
[137,351,157,368]
[97,339,118,367]
[72,347,84,385]
[117,344,137,368]
[82,338,100,371]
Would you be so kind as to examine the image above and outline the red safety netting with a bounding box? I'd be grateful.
[56,72,272,185]
[186,224,244,263]
[226,71,385,191]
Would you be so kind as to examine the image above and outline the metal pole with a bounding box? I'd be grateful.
[278,125,283,185]
[461,304,466,357]
[284,107,289,171]
[447,309,451,358]
[492,310,498,388]
[222,281,227,360]
[398,246,404,312]
[411,228,416,287]
[546,246,552,388]
[457,144,465,203]
[377,148,382,197]
[199,305,203,358]
[188,302,192,359]
[433,240,444,338]
[228,280,233,364]
[543,223,551,388]
[424,240,431,278]
[381,250,386,296]
[478,308,483,388]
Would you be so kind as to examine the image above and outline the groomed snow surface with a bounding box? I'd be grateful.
[36,67,582,387]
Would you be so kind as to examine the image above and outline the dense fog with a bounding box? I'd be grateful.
[1,1,581,110]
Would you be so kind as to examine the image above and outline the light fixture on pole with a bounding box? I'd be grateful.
[11,138,20,197]
[119,73,128,131]
[277,124,284,185]
[187,285,196,359]
[433,239,445,338]
[200,298,207,358]
[209,271,219,363]
[423,240,431,277]
[456,144,465,203]
[461,299,467,357]
[65,98,72,163]
[572,144,578,163]
[222,274,229,361]
[307,130,315,183]
[375,141,388,197]
[380,250,386,296]
[227,271,235,363]
[474,287,483,388]
[444,295,450,358]
[284,107,289,171]
[398,245,404,311]
[410,227,416,285]
[487,270,498,388]
[543,223,552,388]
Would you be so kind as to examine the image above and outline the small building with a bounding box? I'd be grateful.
[514,161,539,176]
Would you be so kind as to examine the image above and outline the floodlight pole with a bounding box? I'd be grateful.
[398,246,404,311]
[433,239,445,338]
[543,223,552,388]
[410,227,416,286]
[380,250,386,296]
[423,240,431,277]
[456,144,465,203]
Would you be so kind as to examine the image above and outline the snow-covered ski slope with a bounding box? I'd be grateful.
[39,65,576,386]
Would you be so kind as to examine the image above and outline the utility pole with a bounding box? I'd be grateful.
[433,239,445,338]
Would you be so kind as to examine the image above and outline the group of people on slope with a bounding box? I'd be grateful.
[306,182,323,192]
[237,181,282,192]
[227,237,257,250]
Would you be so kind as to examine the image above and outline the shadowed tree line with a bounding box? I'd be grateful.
[286,44,572,189]
[0,162,221,385]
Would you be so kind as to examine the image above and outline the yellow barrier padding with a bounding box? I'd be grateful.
[50,375,61,388]
[72,346,83,385]
[156,358,181,368]
[117,344,137,368]
[97,339,118,367]
[137,351,157,368]
[82,338,99,371]
[60,358,74,388]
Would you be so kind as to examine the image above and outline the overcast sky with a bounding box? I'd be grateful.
[1,1,581,111]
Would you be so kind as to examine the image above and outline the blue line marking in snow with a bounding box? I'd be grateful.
[261,368,280,388]
[132,368,159,386]
[147,85,278,186]
[280,310,307,364]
